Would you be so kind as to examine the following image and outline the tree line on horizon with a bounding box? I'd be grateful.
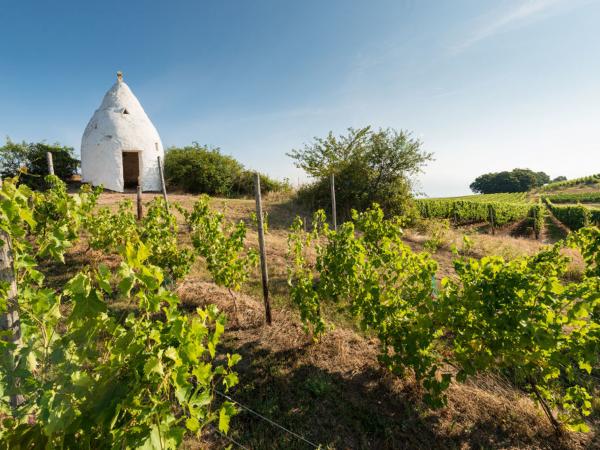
[470,169,567,194]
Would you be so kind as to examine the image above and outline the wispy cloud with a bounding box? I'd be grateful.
[452,0,579,54]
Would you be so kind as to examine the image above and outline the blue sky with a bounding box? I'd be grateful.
[1,0,599,196]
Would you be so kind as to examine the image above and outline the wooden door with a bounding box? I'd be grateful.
[122,152,140,188]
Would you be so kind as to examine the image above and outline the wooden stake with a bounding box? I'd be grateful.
[0,176,23,409]
[488,205,496,235]
[46,152,54,175]
[136,179,143,221]
[0,230,24,410]
[157,155,169,214]
[254,173,272,325]
[330,173,337,231]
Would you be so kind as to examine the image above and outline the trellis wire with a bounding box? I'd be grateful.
[215,390,319,449]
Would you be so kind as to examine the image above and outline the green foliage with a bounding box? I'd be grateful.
[140,198,195,281]
[0,139,29,179]
[470,168,550,194]
[233,170,291,197]
[33,176,101,258]
[545,200,591,231]
[543,192,600,204]
[164,144,288,196]
[180,195,258,291]
[287,202,600,430]
[0,139,79,188]
[529,201,545,239]
[84,199,194,280]
[440,243,599,431]
[84,200,139,252]
[416,193,533,228]
[287,205,445,403]
[2,244,238,447]
[0,177,240,447]
[591,209,600,227]
[415,218,449,253]
[541,174,600,192]
[289,127,432,219]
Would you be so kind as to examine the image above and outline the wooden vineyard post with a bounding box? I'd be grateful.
[46,152,54,175]
[254,173,272,325]
[533,207,541,240]
[157,153,170,214]
[0,230,24,410]
[488,204,496,235]
[330,173,337,231]
[136,178,143,221]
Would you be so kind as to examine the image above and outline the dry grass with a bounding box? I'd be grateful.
[175,277,593,449]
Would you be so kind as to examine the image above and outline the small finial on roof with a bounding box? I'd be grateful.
[117,71,123,82]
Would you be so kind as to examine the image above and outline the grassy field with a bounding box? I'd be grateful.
[46,191,597,449]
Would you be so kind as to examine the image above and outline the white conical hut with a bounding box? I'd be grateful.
[81,72,164,192]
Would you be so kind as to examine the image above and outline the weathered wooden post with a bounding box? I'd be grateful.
[0,177,24,409]
[488,204,496,235]
[157,153,169,214]
[0,232,23,410]
[254,173,272,325]
[46,152,54,175]
[136,178,143,221]
[330,173,337,231]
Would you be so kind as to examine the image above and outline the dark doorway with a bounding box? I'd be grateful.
[122,151,140,188]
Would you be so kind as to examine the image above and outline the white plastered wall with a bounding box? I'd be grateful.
[81,77,164,192]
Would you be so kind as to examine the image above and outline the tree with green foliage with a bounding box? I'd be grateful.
[288,127,433,218]
[0,138,79,188]
[470,168,550,194]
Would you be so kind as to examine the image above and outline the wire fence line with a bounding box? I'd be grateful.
[214,427,250,450]
[215,390,319,449]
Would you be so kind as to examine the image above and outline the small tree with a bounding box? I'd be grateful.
[288,127,432,218]
[0,139,79,188]
[25,142,79,182]
[0,138,29,179]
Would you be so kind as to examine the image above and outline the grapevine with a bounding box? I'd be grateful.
[0,178,240,447]
[286,202,600,430]
[179,195,258,318]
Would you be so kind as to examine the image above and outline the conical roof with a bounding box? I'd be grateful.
[81,72,164,192]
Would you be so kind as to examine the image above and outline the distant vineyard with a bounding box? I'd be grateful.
[415,193,535,229]
[542,192,600,204]
[540,173,600,192]
[422,192,529,203]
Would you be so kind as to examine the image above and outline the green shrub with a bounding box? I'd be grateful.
[590,209,600,226]
[232,170,291,196]
[164,143,287,197]
[164,144,242,195]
